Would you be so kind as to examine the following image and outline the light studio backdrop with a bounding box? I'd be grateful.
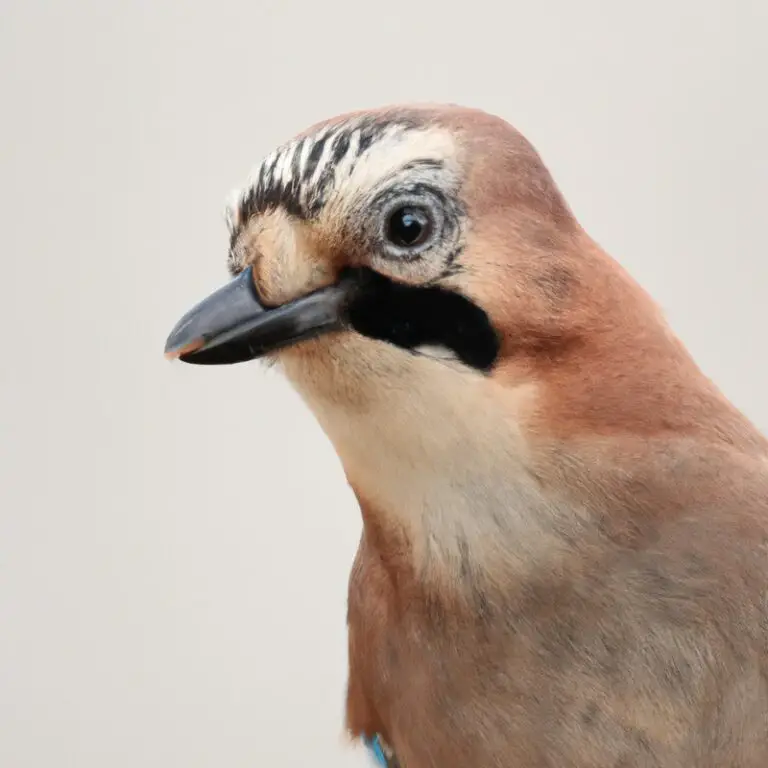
[1,1,766,766]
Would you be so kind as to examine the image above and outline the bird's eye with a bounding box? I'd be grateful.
[385,206,433,249]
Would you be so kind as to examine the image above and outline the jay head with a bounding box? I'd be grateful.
[165,105,768,766]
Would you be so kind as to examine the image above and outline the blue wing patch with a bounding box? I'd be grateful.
[364,734,390,766]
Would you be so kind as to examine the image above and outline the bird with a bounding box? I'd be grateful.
[165,104,768,767]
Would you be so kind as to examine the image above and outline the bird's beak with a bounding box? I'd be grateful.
[164,266,357,365]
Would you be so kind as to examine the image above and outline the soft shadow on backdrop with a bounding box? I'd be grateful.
[1,1,766,766]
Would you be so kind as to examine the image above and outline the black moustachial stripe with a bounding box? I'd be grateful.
[343,267,500,371]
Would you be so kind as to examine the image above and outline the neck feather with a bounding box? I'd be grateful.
[279,336,580,588]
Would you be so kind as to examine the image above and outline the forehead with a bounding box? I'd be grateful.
[226,113,458,236]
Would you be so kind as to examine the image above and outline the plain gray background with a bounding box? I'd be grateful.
[1,1,767,765]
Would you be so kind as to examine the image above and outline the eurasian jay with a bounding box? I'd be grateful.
[165,105,768,767]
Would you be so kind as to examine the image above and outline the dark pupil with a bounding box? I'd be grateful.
[387,207,429,247]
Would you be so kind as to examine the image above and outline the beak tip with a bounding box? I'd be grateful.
[164,337,205,361]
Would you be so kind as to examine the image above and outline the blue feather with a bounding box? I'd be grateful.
[364,734,389,766]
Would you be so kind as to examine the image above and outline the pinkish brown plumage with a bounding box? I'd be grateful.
[166,104,768,767]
